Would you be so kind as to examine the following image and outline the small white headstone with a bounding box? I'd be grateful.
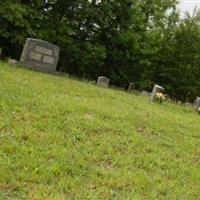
[97,76,110,88]
[150,84,165,101]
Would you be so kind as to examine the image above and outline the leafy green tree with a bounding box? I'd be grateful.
[157,11,200,101]
[0,0,47,58]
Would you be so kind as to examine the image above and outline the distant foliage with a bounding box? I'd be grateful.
[1,0,200,101]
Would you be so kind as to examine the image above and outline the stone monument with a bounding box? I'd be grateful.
[150,84,165,101]
[20,38,60,72]
[97,76,110,88]
[194,97,200,112]
[128,83,135,93]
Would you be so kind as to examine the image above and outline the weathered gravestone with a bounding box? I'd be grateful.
[97,76,110,88]
[150,84,165,101]
[20,38,60,72]
[128,83,135,93]
[194,97,200,112]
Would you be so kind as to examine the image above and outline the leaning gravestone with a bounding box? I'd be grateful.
[194,97,200,112]
[20,38,60,72]
[97,76,110,88]
[150,84,165,101]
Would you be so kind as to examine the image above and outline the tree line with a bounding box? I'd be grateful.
[1,0,200,101]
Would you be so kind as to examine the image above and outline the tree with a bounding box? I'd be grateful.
[0,1,46,57]
[156,11,200,101]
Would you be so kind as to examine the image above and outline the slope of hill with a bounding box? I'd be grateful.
[0,62,200,200]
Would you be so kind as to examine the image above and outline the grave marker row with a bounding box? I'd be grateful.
[17,38,200,114]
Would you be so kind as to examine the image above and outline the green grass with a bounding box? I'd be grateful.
[1,62,200,200]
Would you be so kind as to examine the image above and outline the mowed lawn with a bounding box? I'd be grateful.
[0,62,200,200]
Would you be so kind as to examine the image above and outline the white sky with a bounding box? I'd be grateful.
[179,0,200,16]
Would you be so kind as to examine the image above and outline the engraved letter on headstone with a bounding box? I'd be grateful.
[35,46,53,56]
[43,55,55,64]
[29,51,42,61]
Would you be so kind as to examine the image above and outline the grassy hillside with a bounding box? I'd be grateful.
[1,62,200,200]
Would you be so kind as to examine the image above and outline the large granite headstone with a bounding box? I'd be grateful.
[150,84,165,101]
[20,38,60,72]
[97,76,110,88]
[194,97,200,112]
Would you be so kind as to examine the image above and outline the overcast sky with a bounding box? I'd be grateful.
[179,0,200,16]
